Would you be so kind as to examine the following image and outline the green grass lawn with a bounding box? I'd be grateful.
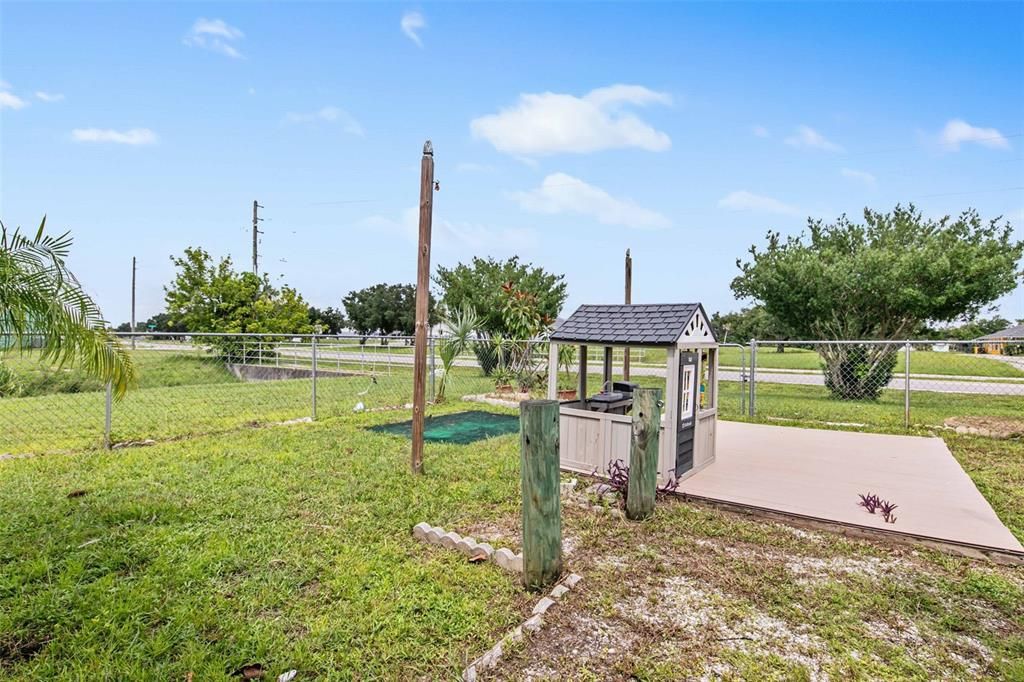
[721,380,1024,429]
[0,370,497,455]
[0,406,534,679]
[1,348,239,397]
[4,350,1023,456]
[2,411,1020,680]
[948,434,1024,544]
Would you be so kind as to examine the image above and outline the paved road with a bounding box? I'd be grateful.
[276,347,1024,397]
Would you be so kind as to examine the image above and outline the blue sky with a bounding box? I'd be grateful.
[2,2,1022,328]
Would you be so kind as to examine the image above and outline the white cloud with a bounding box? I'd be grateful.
[939,119,1010,150]
[71,128,158,145]
[439,219,536,251]
[840,167,876,187]
[752,124,770,138]
[35,91,64,103]
[510,172,670,229]
[470,84,672,156]
[401,11,425,47]
[784,125,844,152]
[718,190,801,216]
[0,91,28,110]
[283,106,363,135]
[184,18,244,59]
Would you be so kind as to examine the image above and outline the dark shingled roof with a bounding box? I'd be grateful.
[977,324,1024,340]
[551,303,710,346]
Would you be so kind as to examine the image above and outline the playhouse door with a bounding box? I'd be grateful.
[676,351,698,477]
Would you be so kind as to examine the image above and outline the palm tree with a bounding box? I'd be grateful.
[1,216,135,397]
[435,304,479,403]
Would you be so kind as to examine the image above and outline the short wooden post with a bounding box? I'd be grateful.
[626,387,662,520]
[520,399,562,590]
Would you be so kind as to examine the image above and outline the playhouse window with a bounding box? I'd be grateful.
[681,364,694,420]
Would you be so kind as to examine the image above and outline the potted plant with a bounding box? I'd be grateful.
[493,367,515,395]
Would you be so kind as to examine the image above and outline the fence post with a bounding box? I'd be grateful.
[520,399,562,590]
[748,339,757,417]
[739,344,746,416]
[311,335,318,421]
[904,340,911,429]
[626,387,662,521]
[428,336,436,402]
[104,382,112,449]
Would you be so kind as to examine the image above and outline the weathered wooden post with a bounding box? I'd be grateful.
[626,387,662,520]
[520,399,562,590]
[410,140,434,475]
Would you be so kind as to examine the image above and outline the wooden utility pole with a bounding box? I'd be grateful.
[130,256,137,350]
[411,141,435,475]
[520,399,562,590]
[626,387,662,520]
[252,200,264,274]
[623,248,632,380]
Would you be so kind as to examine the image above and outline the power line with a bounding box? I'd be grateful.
[850,132,1024,158]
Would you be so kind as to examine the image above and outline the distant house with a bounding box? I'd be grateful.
[976,324,1024,355]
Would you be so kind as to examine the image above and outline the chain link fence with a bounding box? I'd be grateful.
[739,338,1024,429]
[0,332,549,455]
[3,333,1023,455]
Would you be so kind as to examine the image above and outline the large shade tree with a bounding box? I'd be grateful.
[434,256,567,375]
[0,217,135,397]
[433,256,567,336]
[732,205,1023,399]
[164,247,312,334]
[307,306,345,334]
[342,283,434,337]
[710,305,789,345]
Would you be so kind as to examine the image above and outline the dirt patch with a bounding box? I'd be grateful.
[485,495,1016,680]
[944,416,1024,438]
[619,575,833,679]
[868,616,993,678]
[784,555,910,585]
[460,518,521,549]
[0,634,49,665]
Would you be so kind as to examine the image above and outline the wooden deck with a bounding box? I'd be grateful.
[677,421,1022,554]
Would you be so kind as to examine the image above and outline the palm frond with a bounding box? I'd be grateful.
[0,217,136,398]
